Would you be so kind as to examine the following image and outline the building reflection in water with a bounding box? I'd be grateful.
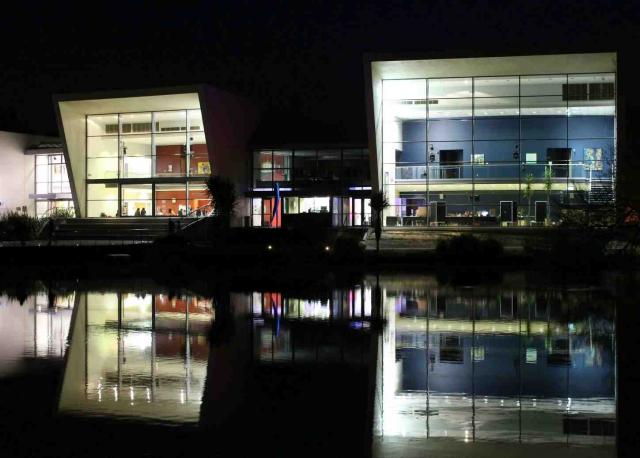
[249,284,374,364]
[58,291,213,423]
[1,274,616,455]
[0,292,75,377]
[374,275,616,449]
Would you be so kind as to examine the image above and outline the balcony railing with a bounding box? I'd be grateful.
[392,161,608,182]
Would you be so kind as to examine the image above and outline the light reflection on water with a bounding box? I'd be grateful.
[373,274,615,456]
[0,273,617,455]
[59,291,213,423]
[0,292,75,377]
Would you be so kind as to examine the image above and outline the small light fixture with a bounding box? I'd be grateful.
[267,245,273,250]
[325,246,330,251]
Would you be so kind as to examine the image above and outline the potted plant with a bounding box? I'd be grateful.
[522,172,534,225]
[544,164,553,225]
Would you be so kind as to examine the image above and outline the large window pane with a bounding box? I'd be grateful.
[474,117,519,140]
[474,76,519,97]
[188,184,210,215]
[474,97,519,117]
[87,183,118,200]
[428,119,472,141]
[121,134,152,178]
[521,96,567,116]
[383,100,426,143]
[293,150,317,184]
[520,75,565,96]
[255,151,272,168]
[155,133,187,176]
[383,79,426,100]
[189,132,210,176]
[120,112,152,135]
[343,149,369,184]
[87,157,119,179]
[521,116,567,139]
[273,150,292,182]
[318,150,341,182]
[283,196,299,214]
[87,201,119,218]
[87,183,118,217]
[87,114,118,136]
[121,184,152,217]
[428,78,472,98]
[567,73,615,116]
[188,109,204,131]
[87,136,118,157]
[428,98,472,118]
[299,197,330,213]
[155,183,186,217]
[154,110,187,133]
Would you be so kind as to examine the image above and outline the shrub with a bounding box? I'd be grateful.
[0,212,41,242]
[48,207,75,219]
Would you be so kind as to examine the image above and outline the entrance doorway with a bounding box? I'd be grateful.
[342,197,371,226]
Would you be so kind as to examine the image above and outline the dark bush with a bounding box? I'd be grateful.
[436,234,503,261]
[332,234,365,262]
[0,212,41,243]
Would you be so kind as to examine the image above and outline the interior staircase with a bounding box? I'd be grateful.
[588,178,615,204]
[43,217,197,241]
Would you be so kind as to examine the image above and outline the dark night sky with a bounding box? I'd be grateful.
[1,0,639,144]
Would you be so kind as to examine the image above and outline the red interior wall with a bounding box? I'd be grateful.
[156,145,185,174]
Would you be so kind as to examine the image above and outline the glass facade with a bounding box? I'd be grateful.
[85,109,209,217]
[249,147,371,227]
[33,153,74,217]
[381,73,616,226]
[252,148,369,189]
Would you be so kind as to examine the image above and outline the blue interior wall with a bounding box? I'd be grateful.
[397,115,614,179]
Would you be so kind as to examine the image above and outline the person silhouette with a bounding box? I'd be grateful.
[141,208,147,216]
[134,208,141,217]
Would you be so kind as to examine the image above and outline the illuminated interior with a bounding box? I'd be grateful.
[369,53,617,225]
[59,291,213,423]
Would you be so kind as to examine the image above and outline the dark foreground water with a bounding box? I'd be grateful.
[0,272,618,457]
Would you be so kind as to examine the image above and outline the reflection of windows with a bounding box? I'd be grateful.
[526,153,538,164]
[548,338,571,365]
[472,346,485,361]
[526,347,537,364]
[439,335,463,363]
[472,153,485,164]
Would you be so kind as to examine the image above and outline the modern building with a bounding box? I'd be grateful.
[1,52,621,231]
[0,131,70,217]
[53,85,257,221]
[247,145,371,227]
[365,52,617,226]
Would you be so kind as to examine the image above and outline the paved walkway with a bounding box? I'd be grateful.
[363,228,543,254]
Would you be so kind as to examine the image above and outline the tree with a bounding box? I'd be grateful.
[369,191,389,254]
[522,173,534,223]
[205,175,237,228]
[544,164,554,224]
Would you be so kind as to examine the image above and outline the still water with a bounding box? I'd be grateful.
[0,273,616,457]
